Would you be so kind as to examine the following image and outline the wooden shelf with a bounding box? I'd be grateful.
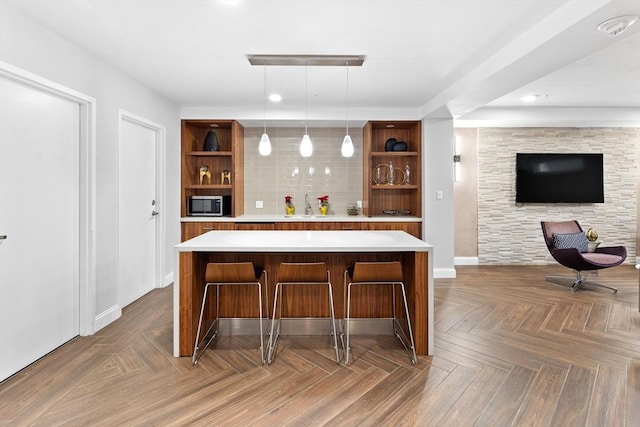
[185,184,232,190]
[186,151,233,157]
[371,151,418,157]
[371,184,419,190]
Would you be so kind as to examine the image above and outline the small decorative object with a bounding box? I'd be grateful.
[385,138,397,152]
[388,161,395,185]
[221,169,231,185]
[203,130,220,151]
[346,202,359,216]
[199,165,211,185]
[317,195,329,215]
[404,162,411,184]
[285,195,295,216]
[586,228,600,252]
[392,141,408,151]
[383,209,411,216]
[372,164,406,185]
[374,165,385,184]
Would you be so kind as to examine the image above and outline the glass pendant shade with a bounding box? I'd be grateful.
[259,133,272,156]
[300,134,313,157]
[341,134,354,157]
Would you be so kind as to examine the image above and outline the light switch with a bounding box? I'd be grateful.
[436,191,444,200]
[255,200,263,208]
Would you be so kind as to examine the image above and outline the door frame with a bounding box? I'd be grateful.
[0,60,97,336]
[117,109,166,300]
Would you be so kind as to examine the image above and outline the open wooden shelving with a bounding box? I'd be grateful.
[363,121,422,217]
[180,120,244,218]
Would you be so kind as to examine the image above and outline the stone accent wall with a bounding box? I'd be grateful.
[478,128,637,265]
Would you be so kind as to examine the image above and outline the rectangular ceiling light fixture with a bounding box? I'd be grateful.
[247,54,365,66]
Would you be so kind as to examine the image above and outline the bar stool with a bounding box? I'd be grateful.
[266,262,340,364]
[342,261,417,366]
[192,262,267,365]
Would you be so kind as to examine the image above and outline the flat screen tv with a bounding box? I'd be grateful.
[516,153,604,203]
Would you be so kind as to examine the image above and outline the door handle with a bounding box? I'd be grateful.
[151,211,159,216]
[0,235,6,240]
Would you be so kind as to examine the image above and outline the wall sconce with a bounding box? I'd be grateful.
[453,135,461,182]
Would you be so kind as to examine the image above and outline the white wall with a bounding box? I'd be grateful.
[0,3,180,328]
[424,118,456,278]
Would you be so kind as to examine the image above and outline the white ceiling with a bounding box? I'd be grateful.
[6,0,640,127]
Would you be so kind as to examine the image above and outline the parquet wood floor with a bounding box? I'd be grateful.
[1,265,638,426]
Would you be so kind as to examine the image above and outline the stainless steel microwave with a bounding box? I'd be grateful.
[187,195,231,216]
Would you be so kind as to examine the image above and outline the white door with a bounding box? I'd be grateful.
[118,116,158,307]
[0,77,80,382]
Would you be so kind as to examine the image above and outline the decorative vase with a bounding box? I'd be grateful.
[286,205,295,216]
[203,130,220,151]
[319,205,328,216]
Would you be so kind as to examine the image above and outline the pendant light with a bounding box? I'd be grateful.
[341,61,354,157]
[258,61,272,156]
[300,63,313,157]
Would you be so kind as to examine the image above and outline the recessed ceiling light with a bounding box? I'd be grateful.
[520,94,538,103]
[597,15,638,37]
[269,94,282,102]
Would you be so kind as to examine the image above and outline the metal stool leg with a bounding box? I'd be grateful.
[266,282,282,364]
[344,282,353,366]
[192,283,220,365]
[257,280,265,364]
[327,282,340,363]
[397,282,417,364]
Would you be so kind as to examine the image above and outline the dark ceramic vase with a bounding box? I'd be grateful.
[203,130,220,151]
[385,138,397,152]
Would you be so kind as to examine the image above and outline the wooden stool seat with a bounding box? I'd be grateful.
[192,262,267,365]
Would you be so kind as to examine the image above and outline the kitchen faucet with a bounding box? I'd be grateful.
[304,193,312,216]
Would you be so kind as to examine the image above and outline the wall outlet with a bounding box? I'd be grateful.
[356,200,362,208]
[436,191,444,200]
[255,200,263,209]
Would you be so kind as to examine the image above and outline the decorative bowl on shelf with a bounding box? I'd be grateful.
[383,209,410,216]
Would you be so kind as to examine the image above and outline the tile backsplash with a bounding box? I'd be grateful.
[244,127,363,216]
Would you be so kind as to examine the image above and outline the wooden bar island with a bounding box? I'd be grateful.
[174,230,433,357]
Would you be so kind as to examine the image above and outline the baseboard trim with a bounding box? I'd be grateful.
[217,318,395,336]
[94,305,121,332]
[434,267,457,279]
[455,257,479,265]
[163,272,174,287]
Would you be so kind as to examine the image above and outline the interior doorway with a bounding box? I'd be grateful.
[0,62,95,382]
[118,110,165,307]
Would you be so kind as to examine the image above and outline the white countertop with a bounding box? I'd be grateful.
[181,214,421,223]
[175,230,432,253]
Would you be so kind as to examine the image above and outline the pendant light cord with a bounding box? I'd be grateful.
[305,62,308,134]
[346,61,349,135]
[263,61,267,134]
